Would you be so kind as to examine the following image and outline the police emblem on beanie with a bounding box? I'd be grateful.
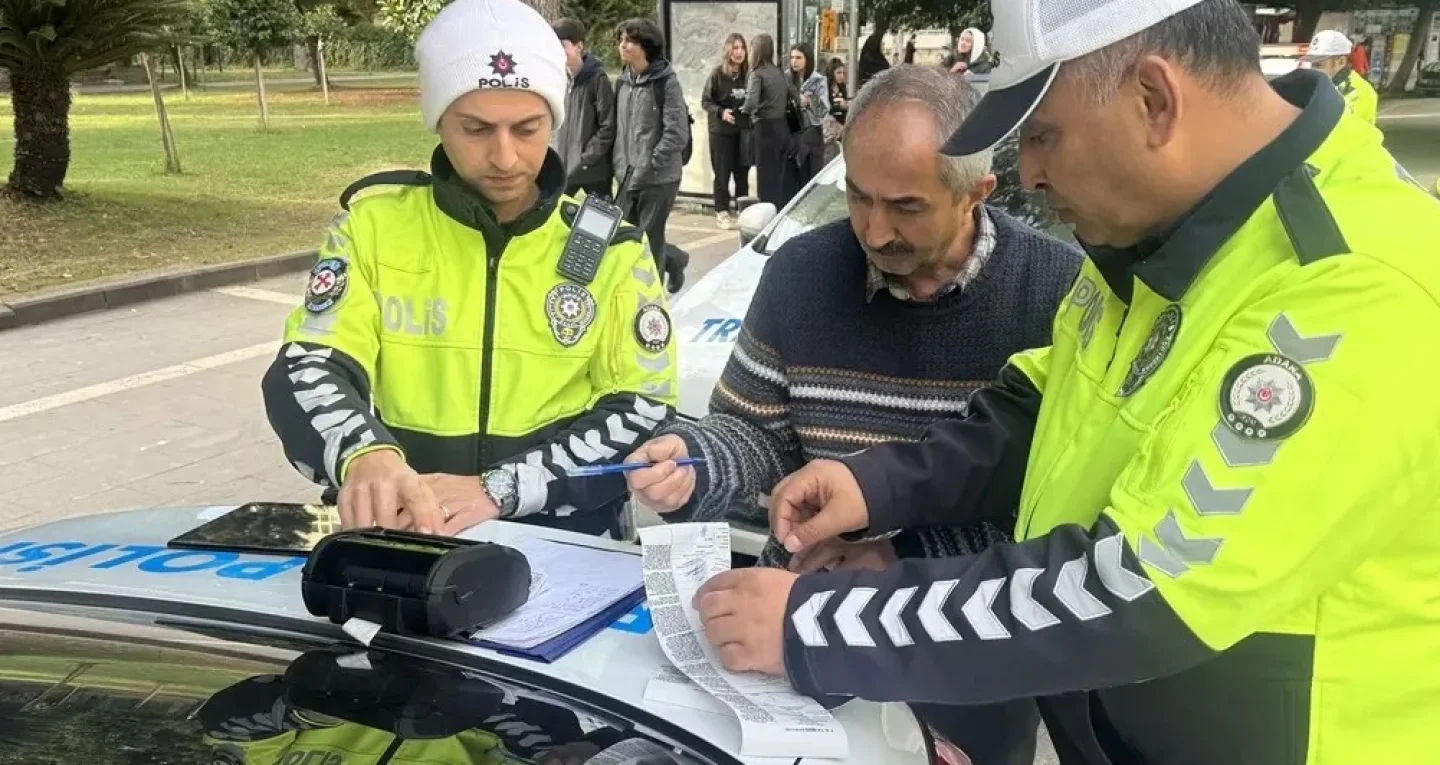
[480,50,530,88]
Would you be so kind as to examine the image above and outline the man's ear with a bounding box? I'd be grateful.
[966,173,998,208]
[1133,55,1183,149]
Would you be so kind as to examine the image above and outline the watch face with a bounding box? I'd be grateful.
[486,469,517,499]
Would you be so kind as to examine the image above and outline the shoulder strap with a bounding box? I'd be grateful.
[1272,163,1350,265]
[339,170,432,210]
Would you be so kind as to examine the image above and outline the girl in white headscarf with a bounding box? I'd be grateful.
[949,27,997,74]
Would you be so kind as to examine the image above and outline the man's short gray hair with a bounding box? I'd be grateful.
[842,64,993,197]
[1061,0,1263,105]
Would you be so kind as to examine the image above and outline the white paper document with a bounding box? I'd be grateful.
[470,536,642,650]
[638,523,848,759]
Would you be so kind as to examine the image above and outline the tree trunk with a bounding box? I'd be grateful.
[254,55,271,131]
[318,37,331,106]
[2,64,72,201]
[308,36,324,89]
[196,47,207,90]
[1387,0,1437,95]
[175,46,190,100]
[141,53,182,175]
[1292,0,1322,45]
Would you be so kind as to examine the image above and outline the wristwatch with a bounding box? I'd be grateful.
[481,467,519,518]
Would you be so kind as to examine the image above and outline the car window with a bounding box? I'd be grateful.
[0,611,722,765]
[761,159,849,254]
[1422,61,1440,72]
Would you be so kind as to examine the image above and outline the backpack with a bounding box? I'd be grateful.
[653,77,695,165]
[618,75,693,166]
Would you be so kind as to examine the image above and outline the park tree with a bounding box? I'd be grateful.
[301,3,346,103]
[1384,0,1436,95]
[211,0,302,130]
[0,0,191,200]
[377,0,561,40]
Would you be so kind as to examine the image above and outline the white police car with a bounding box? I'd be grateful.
[0,507,934,765]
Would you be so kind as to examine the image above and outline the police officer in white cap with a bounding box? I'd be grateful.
[688,0,1440,762]
[262,0,678,540]
[1304,29,1378,124]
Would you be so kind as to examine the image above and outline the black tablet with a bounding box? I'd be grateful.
[167,502,342,556]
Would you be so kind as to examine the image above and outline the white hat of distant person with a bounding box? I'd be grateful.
[414,0,568,132]
[943,0,1215,156]
[1303,30,1354,63]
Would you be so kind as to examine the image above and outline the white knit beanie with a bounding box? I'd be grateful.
[415,0,568,133]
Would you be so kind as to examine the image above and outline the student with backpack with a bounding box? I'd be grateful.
[612,17,691,293]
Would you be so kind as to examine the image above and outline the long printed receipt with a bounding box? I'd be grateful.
[638,523,848,759]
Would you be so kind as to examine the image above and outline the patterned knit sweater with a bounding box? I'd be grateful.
[663,209,1082,566]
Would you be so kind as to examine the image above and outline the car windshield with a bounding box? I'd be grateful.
[0,606,721,765]
[760,160,849,254]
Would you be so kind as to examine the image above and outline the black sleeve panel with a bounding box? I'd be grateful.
[839,362,1044,534]
[783,515,1216,706]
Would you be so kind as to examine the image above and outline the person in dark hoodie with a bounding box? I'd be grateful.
[553,19,616,199]
[613,17,688,292]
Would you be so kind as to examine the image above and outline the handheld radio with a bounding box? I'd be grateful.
[557,167,634,284]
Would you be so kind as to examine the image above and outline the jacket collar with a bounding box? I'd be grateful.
[429,144,567,239]
[1083,68,1344,303]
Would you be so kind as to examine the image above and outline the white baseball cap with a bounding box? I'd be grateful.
[1303,30,1354,61]
[942,0,1207,156]
[415,0,568,133]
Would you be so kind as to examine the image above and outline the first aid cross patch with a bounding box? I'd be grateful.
[305,258,349,314]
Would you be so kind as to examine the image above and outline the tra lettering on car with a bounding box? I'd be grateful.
[690,318,742,343]
[0,541,305,580]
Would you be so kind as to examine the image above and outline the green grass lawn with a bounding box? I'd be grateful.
[0,85,434,298]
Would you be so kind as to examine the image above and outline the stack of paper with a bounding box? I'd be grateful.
[470,536,644,662]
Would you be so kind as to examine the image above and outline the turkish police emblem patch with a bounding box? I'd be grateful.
[1219,353,1313,440]
[1118,304,1182,397]
[634,303,672,353]
[545,283,597,347]
[305,258,348,314]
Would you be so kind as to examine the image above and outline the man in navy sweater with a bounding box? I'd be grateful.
[624,64,1082,764]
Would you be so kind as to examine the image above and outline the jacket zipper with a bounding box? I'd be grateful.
[377,737,404,765]
[478,249,501,469]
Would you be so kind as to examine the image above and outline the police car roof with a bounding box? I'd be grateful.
[0,507,926,765]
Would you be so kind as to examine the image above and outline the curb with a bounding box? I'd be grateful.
[0,249,317,332]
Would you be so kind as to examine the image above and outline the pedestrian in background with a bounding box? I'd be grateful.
[553,18,616,200]
[787,42,829,189]
[822,58,849,163]
[949,27,996,74]
[613,17,688,290]
[701,32,752,230]
[742,33,798,207]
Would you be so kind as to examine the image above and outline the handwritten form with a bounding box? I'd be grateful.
[471,536,642,649]
[638,522,848,759]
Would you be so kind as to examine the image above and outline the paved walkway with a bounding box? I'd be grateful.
[0,211,736,531]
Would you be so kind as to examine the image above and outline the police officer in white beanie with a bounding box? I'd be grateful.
[262,0,679,542]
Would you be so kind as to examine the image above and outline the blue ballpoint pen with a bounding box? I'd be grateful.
[566,458,706,477]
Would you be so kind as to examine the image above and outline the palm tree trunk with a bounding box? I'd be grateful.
[3,63,72,201]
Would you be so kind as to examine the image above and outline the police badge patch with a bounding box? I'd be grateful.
[546,283,597,347]
[305,258,348,314]
[634,303,672,353]
[1219,353,1313,440]
[1118,303,1182,397]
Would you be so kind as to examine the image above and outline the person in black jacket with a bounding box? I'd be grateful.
[701,32,752,229]
[741,33,799,207]
[553,19,616,199]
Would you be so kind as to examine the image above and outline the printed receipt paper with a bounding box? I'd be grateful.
[638,523,848,759]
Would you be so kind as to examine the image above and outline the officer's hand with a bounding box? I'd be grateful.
[421,473,500,535]
[339,450,446,534]
[769,460,870,554]
[623,436,696,514]
[695,568,796,676]
[788,537,897,574]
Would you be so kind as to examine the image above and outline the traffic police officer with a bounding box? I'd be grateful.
[1305,29,1378,124]
[690,0,1440,763]
[262,0,678,538]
